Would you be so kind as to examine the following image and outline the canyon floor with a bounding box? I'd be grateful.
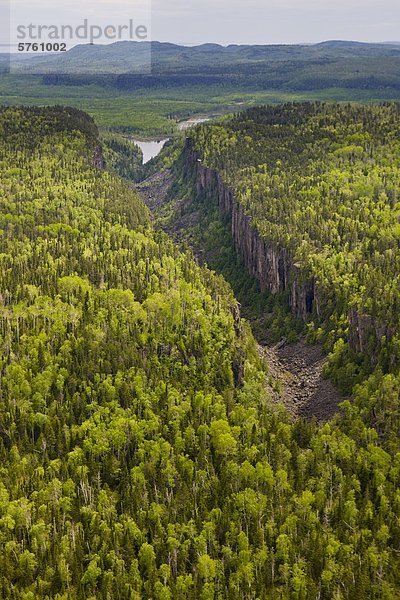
[136,171,174,214]
[137,171,344,422]
[260,340,343,421]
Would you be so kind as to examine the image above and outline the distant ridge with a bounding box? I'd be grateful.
[6,40,400,98]
[316,40,378,47]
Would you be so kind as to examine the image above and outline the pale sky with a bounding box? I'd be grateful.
[4,0,400,47]
[151,0,400,45]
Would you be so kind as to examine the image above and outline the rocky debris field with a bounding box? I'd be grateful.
[136,170,173,213]
[261,339,344,422]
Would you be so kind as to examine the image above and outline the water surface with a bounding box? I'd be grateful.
[133,117,213,164]
[133,139,169,164]
[177,117,211,131]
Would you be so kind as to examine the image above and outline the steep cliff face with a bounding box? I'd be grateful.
[92,145,106,170]
[184,138,315,322]
[348,308,395,367]
[184,138,391,364]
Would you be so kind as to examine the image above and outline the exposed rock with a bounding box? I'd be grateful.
[348,307,394,366]
[92,145,106,170]
[136,171,173,213]
[135,160,344,420]
[261,339,343,422]
[185,138,315,321]
[184,139,391,363]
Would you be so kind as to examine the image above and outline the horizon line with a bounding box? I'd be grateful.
[3,38,400,54]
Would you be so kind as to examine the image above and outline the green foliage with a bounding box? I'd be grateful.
[0,106,399,599]
[101,131,144,181]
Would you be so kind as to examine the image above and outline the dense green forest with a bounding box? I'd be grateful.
[0,106,400,599]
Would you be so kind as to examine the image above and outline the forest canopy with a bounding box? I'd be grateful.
[0,106,399,599]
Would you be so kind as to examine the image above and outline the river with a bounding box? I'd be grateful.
[177,117,211,131]
[133,116,213,164]
[133,139,169,165]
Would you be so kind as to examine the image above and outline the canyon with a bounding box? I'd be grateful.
[136,146,344,421]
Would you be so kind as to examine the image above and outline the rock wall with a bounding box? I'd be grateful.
[348,308,394,366]
[184,138,392,364]
[184,138,315,322]
[92,145,106,170]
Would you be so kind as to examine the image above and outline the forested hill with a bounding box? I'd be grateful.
[188,102,400,443]
[10,41,400,95]
[1,106,400,599]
